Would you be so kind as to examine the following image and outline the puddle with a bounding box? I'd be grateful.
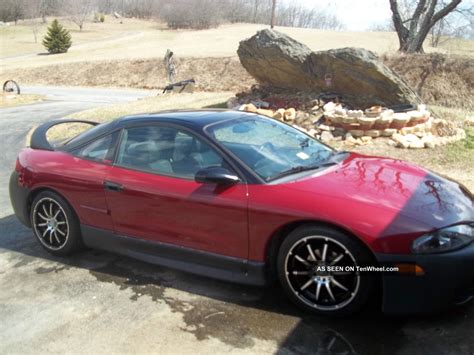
[35,265,70,274]
[88,258,411,352]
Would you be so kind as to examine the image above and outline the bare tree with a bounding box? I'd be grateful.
[270,0,276,28]
[275,4,344,30]
[36,0,61,23]
[389,0,463,53]
[431,3,474,46]
[24,0,45,41]
[369,20,394,32]
[252,0,260,23]
[68,0,94,31]
[0,0,26,24]
[161,0,222,29]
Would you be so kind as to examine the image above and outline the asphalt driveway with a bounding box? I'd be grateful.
[0,87,473,354]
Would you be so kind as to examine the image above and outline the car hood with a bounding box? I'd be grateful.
[286,153,473,231]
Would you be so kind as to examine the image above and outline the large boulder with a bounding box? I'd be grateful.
[237,29,421,108]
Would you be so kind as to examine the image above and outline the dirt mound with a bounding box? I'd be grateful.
[383,54,474,110]
[3,57,255,93]
[4,53,472,111]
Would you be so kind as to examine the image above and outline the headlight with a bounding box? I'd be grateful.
[412,224,474,254]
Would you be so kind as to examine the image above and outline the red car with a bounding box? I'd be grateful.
[9,110,474,316]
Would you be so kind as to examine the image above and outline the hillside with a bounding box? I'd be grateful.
[3,53,472,110]
[1,17,473,72]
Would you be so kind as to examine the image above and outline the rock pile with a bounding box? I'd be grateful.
[323,102,466,148]
[235,101,466,149]
[464,117,474,128]
[238,102,321,138]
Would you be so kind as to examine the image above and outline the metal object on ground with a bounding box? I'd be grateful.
[3,80,20,95]
[162,79,196,94]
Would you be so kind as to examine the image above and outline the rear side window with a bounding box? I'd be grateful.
[74,131,119,163]
[115,125,225,179]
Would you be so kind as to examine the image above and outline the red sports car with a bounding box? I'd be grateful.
[10,110,474,316]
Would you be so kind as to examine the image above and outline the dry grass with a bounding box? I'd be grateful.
[4,53,472,110]
[2,19,473,72]
[384,53,474,110]
[0,93,43,108]
[429,105,473,122]
[1,57,255,93]
[44,91,232,141]
[0,16,159,59]
[68,91,232,122]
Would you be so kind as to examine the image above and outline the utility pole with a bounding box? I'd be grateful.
[271,0,276,29]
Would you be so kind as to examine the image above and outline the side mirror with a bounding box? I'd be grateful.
[195,167,240,185]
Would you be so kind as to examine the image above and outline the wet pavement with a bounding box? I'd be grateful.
[2,213,474,354]
[1,87,473,354]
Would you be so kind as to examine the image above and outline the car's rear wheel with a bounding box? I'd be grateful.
[277,225,374,316]
[31,191,83,256]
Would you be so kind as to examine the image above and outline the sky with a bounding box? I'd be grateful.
[292,0,393,31]
[293,0,474,31]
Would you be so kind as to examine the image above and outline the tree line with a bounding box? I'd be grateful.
[0,0,344,31]
[1,0,470,53]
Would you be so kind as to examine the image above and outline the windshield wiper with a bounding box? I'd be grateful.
[268,161,337,181]
[299,138,310,148]
[331,150,350,157]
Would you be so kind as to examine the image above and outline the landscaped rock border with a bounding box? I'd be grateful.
[234,100,467,149]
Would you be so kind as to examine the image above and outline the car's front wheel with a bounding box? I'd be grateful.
[277,225,375,316]
[31,191,83,256]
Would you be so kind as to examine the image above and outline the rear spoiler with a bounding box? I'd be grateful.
[30,119,99,151]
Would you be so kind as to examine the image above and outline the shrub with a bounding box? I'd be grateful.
[94,12,105,23]
[161,0,221,30]
[42,19,72,54]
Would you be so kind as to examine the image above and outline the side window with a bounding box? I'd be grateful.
[74,132,118,163]
[116,125,225,179]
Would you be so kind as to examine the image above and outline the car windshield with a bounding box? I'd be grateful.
[207,116,337,181]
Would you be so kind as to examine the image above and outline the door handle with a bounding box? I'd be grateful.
[104,180,123,192]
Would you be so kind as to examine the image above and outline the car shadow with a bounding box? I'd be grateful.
[1,213,473,353]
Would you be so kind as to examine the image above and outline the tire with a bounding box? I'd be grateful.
[277,224,375,316]
[30,190,83,256]
[3,80,20,95]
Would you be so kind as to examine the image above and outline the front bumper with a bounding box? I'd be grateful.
[9,171,31,227]
[376,242,474,314]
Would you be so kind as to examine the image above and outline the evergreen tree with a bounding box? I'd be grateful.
[42,19,72,54]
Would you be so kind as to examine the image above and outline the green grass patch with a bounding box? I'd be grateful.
[430,105,472,122]
[444,128,474,161]
[203,101,228,109]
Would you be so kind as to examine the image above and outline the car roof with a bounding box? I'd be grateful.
[116,109,255,129]
[61,109,257,151]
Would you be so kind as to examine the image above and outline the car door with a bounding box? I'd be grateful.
[103,124,249,259]
[63,131,120,231]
